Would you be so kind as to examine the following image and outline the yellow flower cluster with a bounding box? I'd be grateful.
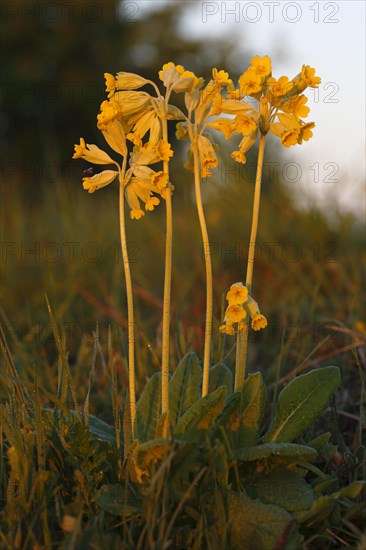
[73,70,184,219]
[73,58,320,213]
[206,56,320,161]
[170,65,234,178]
[219,283,267,335]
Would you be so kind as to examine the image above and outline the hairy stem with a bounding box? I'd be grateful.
[235,134,266,390]
[161,95,172,432]
[193,138,213,397]
[119,165,136,439]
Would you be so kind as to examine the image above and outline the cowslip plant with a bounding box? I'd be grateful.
[73,56,322,443]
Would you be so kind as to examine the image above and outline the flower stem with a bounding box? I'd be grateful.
[235,134,266,390]
[193,138,213,397]
[161,95,172,433]
[119,167,136,439]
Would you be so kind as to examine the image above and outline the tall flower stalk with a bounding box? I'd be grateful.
[192,136,213,397]
[235,134,266,390]
[159,88,173,429]
[217,57,321,390]
[118,156,137,437]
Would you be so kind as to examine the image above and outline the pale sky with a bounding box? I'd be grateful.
[133,0,365,219]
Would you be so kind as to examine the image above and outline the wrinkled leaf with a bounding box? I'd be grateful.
[264,367,341,442]
[246,466,314,512]
[234,443,317,464]
[296,481,366,524]
[227,493,303,550]
[169,352,202,426]
[136,372,161,442]
[96,484,141,517]
[307,432,331,451]
[237,373,266,447]
[208,363,233,394]
[174,387,226,437]
[86,414,116,443]
[135,438,175,470]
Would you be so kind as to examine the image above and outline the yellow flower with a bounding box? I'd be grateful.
[129,109,157,141]
[180,70,204,89]
[159,62,196,93]
[234,114,257,136]
[239,70,262,96]
[208,118,235,140]
[281,129,300,147]
[267,76,293,99]
[250,55,272,77]
[252,314,268,331]
[197,135,218,178]
[271,113,302,147]
[246,297,267,331]
[231,150,247,164]
[231,132,258,163]
[219,323,235,336]
[145,196,160,211]
[130,140,172,168]
[104,73,117,98]
[82,170,118,193]
[278,112,300,130]
[159,62,184,82]
[113,91,151,119]
[116,71,148,90]
[301,65,321,88]
[176,121,189,141]
[281,95,310,119]
[221,100,253,115]
[292,65,321,94]
[73,138,115,165]
[212,68,232,86]
[355,321,366,337]
[298,122,315,143]
[149,117,162,145]
[209,93,223,116]
[127,132,143,147]
[101,120,127,157]
[130,208,145,220]
[125,175,158,219]
[151,171,169,192]
[226,283,248,306]
[225,304,246,323]
[97,100,121,131]
[157,140,174,161]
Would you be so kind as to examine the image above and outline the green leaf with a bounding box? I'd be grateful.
[296,481,366,525]
[215,391,241,433]
[169,352,202,426]
[214,373,266,448]
[237,373,266,447]
[155,412,169,438]
[135,438,175,470]
[307,432,331,451]
[227,493,303,550]
[96,484,141,517]
[264,367,341,442]
[246,466,314,512]
[88,414,116,443]
[208,363,233,393]
[174,387,226,437]
[136,372,162,442]
[234,443,317,464]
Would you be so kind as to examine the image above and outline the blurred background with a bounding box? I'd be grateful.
[1,0,365,396]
